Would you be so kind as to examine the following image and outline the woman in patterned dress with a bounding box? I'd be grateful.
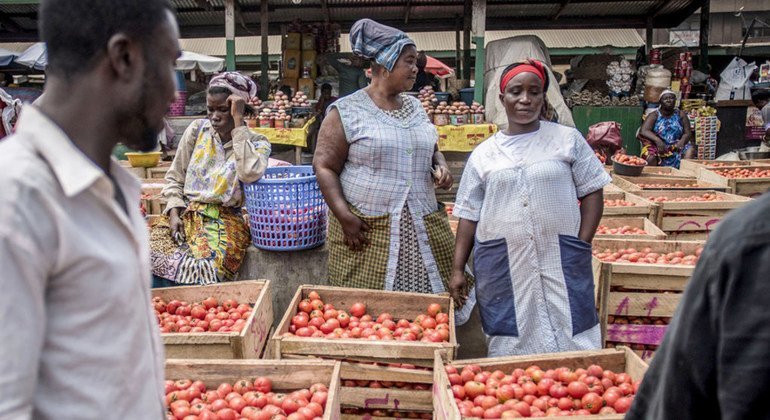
[313,19,459,294]
[149,73,271,287]
[638,90,695,168]
[449,60,611,356]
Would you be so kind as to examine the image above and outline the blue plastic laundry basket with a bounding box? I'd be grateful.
[243,166,327,251]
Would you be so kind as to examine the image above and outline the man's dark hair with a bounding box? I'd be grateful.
[39,0,173,78]
[321,83,332,91]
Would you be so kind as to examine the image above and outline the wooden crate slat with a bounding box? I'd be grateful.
[612,174,728,192]
[340,387,433,411]
[606,324,667,346]
[607,291,681,318]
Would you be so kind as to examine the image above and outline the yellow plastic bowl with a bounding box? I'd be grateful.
[125,152,162,168]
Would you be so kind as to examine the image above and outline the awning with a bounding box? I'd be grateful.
[175,50,225,74]
[15,42,46,70]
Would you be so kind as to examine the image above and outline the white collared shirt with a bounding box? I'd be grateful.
[0,106,165,419]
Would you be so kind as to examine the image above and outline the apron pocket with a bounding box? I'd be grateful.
[473,237,518,337]
[558,234,598,336]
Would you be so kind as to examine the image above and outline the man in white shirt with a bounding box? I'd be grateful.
[0,1,181,418]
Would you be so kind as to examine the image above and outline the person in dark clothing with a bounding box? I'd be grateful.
[411,51,439,92]
[627,192,770,420]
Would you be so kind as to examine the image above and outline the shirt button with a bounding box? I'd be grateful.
[523,201,528,207]
[406,148,413,155]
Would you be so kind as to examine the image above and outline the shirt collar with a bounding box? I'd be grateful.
[17,105,138,198]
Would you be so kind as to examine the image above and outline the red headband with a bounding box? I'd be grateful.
[500,62,546,93]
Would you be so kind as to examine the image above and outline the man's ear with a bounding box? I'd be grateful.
[105,33,144,82]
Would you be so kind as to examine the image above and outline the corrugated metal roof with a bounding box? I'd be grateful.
[0,0,704,41]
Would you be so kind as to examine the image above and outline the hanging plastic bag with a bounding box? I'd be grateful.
[715,57,757,101]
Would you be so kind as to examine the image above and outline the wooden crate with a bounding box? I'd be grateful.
[596,217,666,240]
[268,285,457,367]
[603,183,625,194]
[147,162,172,179]
[612,175,728,193]
[153,280,273,359]
[433,347,648,420]
[637,166,693,178]
[632,190,751,236]
[119,159,147,178]
[592,239,704,349]
[680,159,770,176]
[339,363,434,413]
[696,166,770,197]
[602,192,658,219]
[165,359,341,420]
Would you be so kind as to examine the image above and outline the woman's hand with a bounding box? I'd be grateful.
[449,270,468,307]
[341,213,371,252]
[168,207,185,243]
[433,165,453,190]
[228,94,246,128]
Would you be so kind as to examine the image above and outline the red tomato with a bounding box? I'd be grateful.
[464,381,486,399]
[202,297,218,310]
[614,396,633,413]
[310,391,327,406]
[216,408,238,420]
[307,291,321,301]
[581,392,603,414]
[254,377,272,393]
[233,379,253,394]
[567,381,589,399]
[427,303,442,317]
[349,302,366,318]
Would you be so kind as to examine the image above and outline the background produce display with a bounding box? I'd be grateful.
[433,348,648,419]
[164,359,341,420]
[612,154,647,166]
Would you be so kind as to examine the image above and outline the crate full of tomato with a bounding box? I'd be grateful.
[153,280,273,359]
[164,359,341,420]
[268,285,457,367]
[632,190,751,241]
[433,347,648,419]
[592,238,704,360]
[696,165,770,197]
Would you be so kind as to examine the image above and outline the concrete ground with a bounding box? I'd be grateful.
[239,244,488,359]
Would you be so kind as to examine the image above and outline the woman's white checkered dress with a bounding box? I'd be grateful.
[454,122,611,356]
[330,89,446,293]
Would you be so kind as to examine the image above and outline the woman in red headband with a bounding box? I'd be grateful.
[450,59,611,356]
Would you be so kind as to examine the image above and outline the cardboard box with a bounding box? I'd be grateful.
[301,33,315,50]
[285,32,301,50]
[283,49,301,80]
[301,50,317,79]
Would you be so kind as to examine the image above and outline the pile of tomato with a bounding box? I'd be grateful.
[636,182,697,189]
[596,225,648,235]
[594,152,607,164]
[647,193,723,203]
[604,199,637,207]
[713,167,770,179]
[153,296,252,333]
[446,363,640,417]
[164,377,328,420]
[593,247,702,265]
[285,291,450,343]
[612,154,647,166]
